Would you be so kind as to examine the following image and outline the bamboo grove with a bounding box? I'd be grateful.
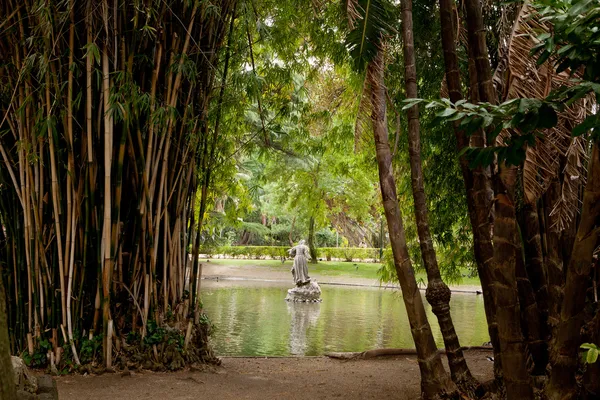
[0,0,236,368]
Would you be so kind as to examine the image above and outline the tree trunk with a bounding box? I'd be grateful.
[464,0,534,397]
[289,216,296,247]
[368,49,457,399]
[308,216,318,264]
[402,0,476,390]
[547,143,600,400]
[517,204,550,375]
[0,277,16,399]
[438,0,502,385]
[542,179,564,327]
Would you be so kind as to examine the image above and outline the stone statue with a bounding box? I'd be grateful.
[288,239,311,285]
[285,240,322,303]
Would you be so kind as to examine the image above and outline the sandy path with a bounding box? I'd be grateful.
[56,353,493,400]
[201,261,483,293]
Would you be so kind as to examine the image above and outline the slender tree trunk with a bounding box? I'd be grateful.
[368,49,457,399]
[463,0,534,397]
[0,277,16,400]
[547,143,600,400]
[402,0,476,390]
[438,0,502,385]
[289,216,296,247]
[308,216,317,264]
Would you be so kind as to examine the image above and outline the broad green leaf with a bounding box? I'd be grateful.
[573,114,599,136]
[586,348,599,364]
[436,108,457,118]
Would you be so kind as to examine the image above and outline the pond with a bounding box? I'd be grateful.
[201,280,490,356]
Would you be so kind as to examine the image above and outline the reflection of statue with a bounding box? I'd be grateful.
[288,240,311,285]
[285,240,322,302]
[287,302,321,355]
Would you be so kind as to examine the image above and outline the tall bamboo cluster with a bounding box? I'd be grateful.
[0,0,236,367]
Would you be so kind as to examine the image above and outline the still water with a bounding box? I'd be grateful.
[201,280,489,356]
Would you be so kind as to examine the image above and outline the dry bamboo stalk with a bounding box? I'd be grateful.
[27,333,33,355]
[106,319,113,369]
[45,61,67,329]
[101,44,113,354]
[184,320,193,350]
[142,42,163,217]
[86,1,93,164]
[163,203,168,314]
[143,273,149,338]
[66,203,81,365]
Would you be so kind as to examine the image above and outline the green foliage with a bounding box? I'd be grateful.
[21,339,52,368]
[413,78,599,168]
[143,321,185,351]
[79,335,103,365]
[315,228,338,247]
[581,343,600,364]
[203,245,381,262]
[414,0,600,165]
[532,0,600,81]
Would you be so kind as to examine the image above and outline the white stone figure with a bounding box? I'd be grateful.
[288,239,311,286]
[285,240,322,302]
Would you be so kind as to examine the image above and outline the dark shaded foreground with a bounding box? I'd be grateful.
[56,352,493,399]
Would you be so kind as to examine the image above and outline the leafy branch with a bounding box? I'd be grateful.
[403,80,599,168]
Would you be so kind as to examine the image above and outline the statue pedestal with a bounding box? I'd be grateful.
[285,281,322,303]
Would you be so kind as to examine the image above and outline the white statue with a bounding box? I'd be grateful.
[288,240,311,286]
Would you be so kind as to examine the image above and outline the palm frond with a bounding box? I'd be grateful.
[344,0,394,72]
[493,3,593,229]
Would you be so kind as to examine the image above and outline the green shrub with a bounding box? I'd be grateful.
[200,245,380,262]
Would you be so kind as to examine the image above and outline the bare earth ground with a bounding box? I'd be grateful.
[56,353,493,400]
[200,261,483,293]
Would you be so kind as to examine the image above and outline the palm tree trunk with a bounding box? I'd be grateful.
[463,0,534,397]
[517,204,550,376]
[401,0,476,390]
[368,49,457,399]
[542,179,564,326]
[547,143,600,400]
[438,0,502,385]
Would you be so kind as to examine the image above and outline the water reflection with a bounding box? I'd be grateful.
[201,280,489,356]
[287,302,321,355]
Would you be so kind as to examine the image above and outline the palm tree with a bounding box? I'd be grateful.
[344,1,456,397]
[463,0,534,397]
[400,0,477,390]
[437,0,502,387]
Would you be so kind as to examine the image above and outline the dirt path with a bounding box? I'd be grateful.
[201,261,483,293]
[56,352,493,399]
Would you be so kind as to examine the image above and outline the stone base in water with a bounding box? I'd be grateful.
[285,281,322,302]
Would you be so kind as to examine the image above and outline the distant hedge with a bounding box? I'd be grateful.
[199,245,381,262]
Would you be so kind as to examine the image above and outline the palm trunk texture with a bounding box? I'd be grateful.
[464,0,534,397]
[437,0,503,387]
[401,0,477,390]
[368,50,457,399]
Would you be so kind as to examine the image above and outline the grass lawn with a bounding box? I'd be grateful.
[206,258,481,287]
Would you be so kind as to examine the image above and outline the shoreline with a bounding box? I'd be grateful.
[202,275,482,294]
[201,261,483,294]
